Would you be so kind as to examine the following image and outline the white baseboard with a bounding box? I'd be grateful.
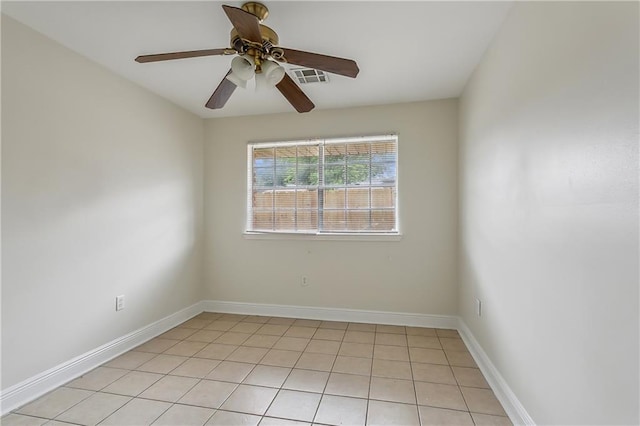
[202,299,458,329]
[0,301,204,416]
[457,319,536,425]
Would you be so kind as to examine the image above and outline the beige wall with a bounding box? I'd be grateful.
[459,2,639,424]
[203,100,458,315]
[1,16,204,388]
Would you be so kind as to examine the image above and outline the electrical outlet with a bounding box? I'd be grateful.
[116,295,125,311]
[301,276,309,287]
[475,298,482,317]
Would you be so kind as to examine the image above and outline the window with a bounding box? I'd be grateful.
[247,134,398,235]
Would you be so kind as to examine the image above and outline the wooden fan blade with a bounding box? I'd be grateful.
[222,5,262,44]
[276,74,315,113]
[205,70,237,109]
[279,48,359,78]
[135,48,231,63]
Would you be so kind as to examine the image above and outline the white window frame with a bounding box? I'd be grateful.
[245,134,400,239]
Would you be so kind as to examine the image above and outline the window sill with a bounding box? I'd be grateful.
[243,232,403,242]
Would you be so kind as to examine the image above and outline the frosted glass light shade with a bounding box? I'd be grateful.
[262,60,285,85]
[230,55,255,80]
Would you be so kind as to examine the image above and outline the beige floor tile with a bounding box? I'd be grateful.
[367,400,420,426]
[104,351,157,370]
[282,369,329,393]
[375,333,408,346]
[230,322,263,333]
[332,356,372,376]
[194,343,238,360]
[9,316,512,426]
[460,387,506,416]
[314,394,367,426]
[274,337,311,351]
[226,346,269,363]
[409,348,448,365]
[407,336,442,349]
[305,340,341,355]
[160,327,197,340]
[100,397,170,425]
[376,325,406,335]
[373,345,410,362]
[339,342,374,358]
[101,371,163,396]
[265,390,321,422]
[260,417,310,426]
[319,321,349,330]
[412,363,456,385]
[347,323,376,332]
[260,349,302,367]
[470,412,513,426]
[139,376,199,402]
[284,326,317,339]
[181,318,212,329]
[17,388,93,419]
[414,382,467,411]
[219,314,248,321]
[243,365,291,388]
[439,338,468,352]
[169,358,221,378]
[184,330,223,343]
[242,315,272,324]
[295,353,336,372]
[151,404,214,426]
[0,414,48,426]
[204,320,239,332]
[293,319,322,328]
[66,367,128,391]
[268,317,296,325]
[135,338,180,354]
[178,379,238,409]
[312,329,345,341]
[137,354,188,374]
[435,329,460,338]
[372,359,412,380]
[370,377,416,404]
[205,361,255,383]
[164,341,208,357]
[256,324,290,336]
[452,367,490,388]
[324,372,370,398]
[205,410,260,425]
[194,312,221,321]
[343,331,375,344]
[406,327,437,337]
[55,392,130,425]
[242,334,280,348]
[418,406,474,426]
[219,384,278,415]
[445,351,477,368]
[215,332,252,345]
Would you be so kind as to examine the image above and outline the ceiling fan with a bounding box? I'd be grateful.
[135,2,360,113]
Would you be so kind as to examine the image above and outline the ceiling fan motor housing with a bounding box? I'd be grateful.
[230,24,279,52]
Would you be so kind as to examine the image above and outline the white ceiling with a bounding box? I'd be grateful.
[2,1,512,118]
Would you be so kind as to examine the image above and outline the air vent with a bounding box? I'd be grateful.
[291,68,330,84]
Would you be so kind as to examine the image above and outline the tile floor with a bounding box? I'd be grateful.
[3,312,512,426]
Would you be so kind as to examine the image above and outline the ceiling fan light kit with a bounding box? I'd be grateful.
[134,2,359,113]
